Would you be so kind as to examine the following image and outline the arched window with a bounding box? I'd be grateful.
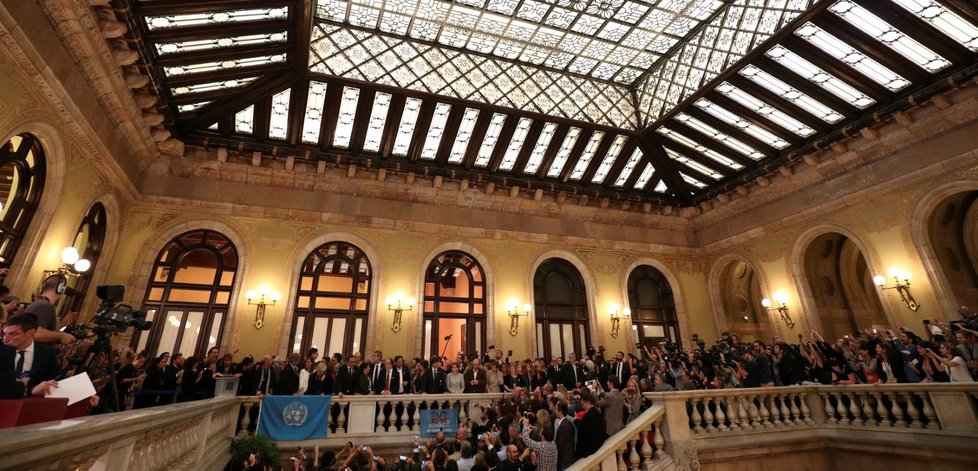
[627,265,680,349]
[134,230,238,358]
[534,258,589,359]
[66,203,107,313]
[289,241,371,358]
[0,134,46,266]
[423,251,486,360]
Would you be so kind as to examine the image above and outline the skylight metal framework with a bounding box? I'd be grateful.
[116,0,978,207]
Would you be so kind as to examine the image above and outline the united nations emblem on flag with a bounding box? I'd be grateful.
[283,401,309,427]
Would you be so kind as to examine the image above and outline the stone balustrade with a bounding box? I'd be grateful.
[563,405,668,471]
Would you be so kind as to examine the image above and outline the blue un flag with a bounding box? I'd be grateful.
[256,395,331,441]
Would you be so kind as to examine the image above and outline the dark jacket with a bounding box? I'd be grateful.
[423,366,447,394]
[277,363,301,395]
[0,344,57,398]
[463,367,488,393]
[554,417,576,471]
[373,368,403,395]
[575,407,606,459]
[335,364,361,395]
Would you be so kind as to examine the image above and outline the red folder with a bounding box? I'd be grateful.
[0,397,69,429]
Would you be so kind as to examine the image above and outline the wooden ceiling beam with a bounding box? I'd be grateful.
[557,128,596,183]
[286,79,307,145]
[811,13,930,83]
[622,153,652,191]
[165,63,290,87]
[407,101,437,162]
[461,112,493,170]
[378,95,407,159]
[434,105,466,165]
[534,124,570,179]
[487,116,519,173]
[852,0,973,65]
[510,121,545,176]
[579,134,617,184]
[253,94,272,142]
[724,74,831,132]
[753,56,860,118]
[318,84,345,151]
[640,136,692,200]
[702,91,803,145]
[349,89,377,155]
[780,35,891,103]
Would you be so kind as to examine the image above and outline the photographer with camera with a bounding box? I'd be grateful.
[24,275,76,345]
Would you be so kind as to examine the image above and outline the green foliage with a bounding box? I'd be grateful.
[229,433,281,469]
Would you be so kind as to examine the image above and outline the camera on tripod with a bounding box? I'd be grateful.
[62,285,152,339]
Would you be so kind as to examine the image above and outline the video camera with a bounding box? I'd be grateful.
[950,306,978,333]
[62,285,152,340]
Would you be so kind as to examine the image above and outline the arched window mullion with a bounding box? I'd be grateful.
[0,134,45,265]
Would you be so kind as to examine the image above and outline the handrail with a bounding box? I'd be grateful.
[565,405,667,471]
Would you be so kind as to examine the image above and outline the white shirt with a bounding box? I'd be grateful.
[16,341,35,374]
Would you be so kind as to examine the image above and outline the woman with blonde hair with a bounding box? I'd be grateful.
[623,378,643,423]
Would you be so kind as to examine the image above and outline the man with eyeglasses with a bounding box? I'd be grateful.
[1,313,60,398]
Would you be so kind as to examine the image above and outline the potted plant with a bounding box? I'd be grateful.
[229,434,281,470]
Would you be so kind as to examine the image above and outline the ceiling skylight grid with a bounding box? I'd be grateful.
[613,148,644,187]
[633,163,656,190]
[591,135,628,183]
[475,113,508,167]
[235,105,255,134]
[653,180,669,193]
[421,103,453,160]
[658,127,743,170]
[392,98,423,156]
[164,55,285,76]
[693,99,790,149]
[765,46,875,108]
[156,33,287,55]
[570,131,606,180]
[794,23,910,91]
[177,101,211,113]
[146,7,288,30]
[828,1,952,72]
[714,82,817,136]
[546,127,582,178]
[302,82,328,144]
[680,172,708,188]
[448,108,481,164]
[362,93,392,153]
[891,0,978,51]
[500,118,534,171]
[524,123,558,174]
[171,77,256,96]
[333,87,361,148]
[739,65,845,123]
[268,88,292,140]
[663,147,724,180]
[675,113,766,159]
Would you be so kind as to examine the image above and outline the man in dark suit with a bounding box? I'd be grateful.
[335,355,362,395]
[1,313,60,398]
[553,402,576,471]
[562,353,584,389]
[574,395,606,459]
[373,358,402,395]
[608,352,628,387]
[546,357,565,389]
[464,358,488,393]
[423,357,447,394]
[276,353,302,395]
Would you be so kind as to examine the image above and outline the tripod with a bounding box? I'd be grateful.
[72,327,124,413]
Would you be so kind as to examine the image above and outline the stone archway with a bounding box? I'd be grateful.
[924,191,978,312]
[712,257,775,341]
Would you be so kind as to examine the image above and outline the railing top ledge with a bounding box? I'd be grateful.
[641,382,978,400]
[241,392,509,404]
[564,405,665,471]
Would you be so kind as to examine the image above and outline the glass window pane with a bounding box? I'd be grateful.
[173,249,218,284]
[523,122,558,174]
[362,93,392,153]
[328,318,346,357]
[168,289,213,303]
[298,295,310,309]
[315,297,351,310]
[613,148,644,187]
[420,103,452,159]
[158,311,183,355]
[392,98,422,156]
[499,118,533,171]
[214,291,230,305]
[148,287,164,301]
[578,324,586,354]
[292,317,306,353]
[352,318,363,355]
[302,82,327,144]
[590,135,627,183]
[178,311,205,357]
[219,271,234,286]
[561,324,574,356]
[448,108,480,164]
[546,127,582,177]
[549,323,562,359]
[536,326,545,359]
[474,321,481,353]
[333,86,360,148]
[268,88,292,140]
[475,113,507,167]
[311,317,329,351]
[137,309,157,353]
[424,320,433,359]
[207,312,224,350]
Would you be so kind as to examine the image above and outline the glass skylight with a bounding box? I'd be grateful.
[420,103,453,160]
[765,46,875,109]
[156,32,287,55]
[613,148,644,187]
[146,7,287,30]
[546,127,582,178]
[392,98,422,157]
[663,147,724,180]
[739,66,845,123]
[177,101,211,113]
[235,105,255,134]
[794,23,910,91]
[500,118,533,171]
[363,93,392,153]
[829,1,952,72]
[570,132,606,180]
[658,127,743,170]
[524,123,558,174]
[475,114,508,168]
[675,113,766,160]
[302,82,328,144]
[591,135,628,184]
[680,172,707,189]
[171,77,255,96]
[164,55,285,76]
[715,82,816,137]
[268,88,291,140]
[333,87,361,149]
[653,180,668,193]
[633,163,655,190]
[891,0,978,51]
[448,108,481,164]
[693,99,790,149]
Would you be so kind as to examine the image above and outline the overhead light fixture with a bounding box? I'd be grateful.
[874,268,919,311]
[247,285,281,329]
[609,303,631,338]
[761,292,794,329]
[386,292,415,333]
[506,300,531,336]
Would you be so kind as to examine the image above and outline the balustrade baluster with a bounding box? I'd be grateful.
[724,396,740,430]
[755,395,771,428]
[653,416,665,461]
[703,397,716,432]
[903,392,922,429]
[640,429,654,469]
[798,392,813,424]
[870,392,887,426]
[834,392,850,425]
[821,393,837,424]
[890,391,907,427]
[920,392,939,429]
[787,393,801,425]
[376,401,385,431]
[629,435,641,471]
[779,393,791,426]
[744,397,759,429]
[714,397,728,431]
[239,402,254,436]
[847,392,863,426]
[459,400,467,423]
[337,401,347,433]
[767,394,782,426]
[413,401,422,432]
[690,398,704,433]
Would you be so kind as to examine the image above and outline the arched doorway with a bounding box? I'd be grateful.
[422,251,487,360]
[0,133,46,267]
[534,258,590,359]
[803,233,887,340]
[926,191,978,311]
[626,265,680,349]
[715,259,773,340]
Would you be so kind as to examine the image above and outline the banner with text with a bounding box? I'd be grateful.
[257,395,331,441]
[419,408,458,438]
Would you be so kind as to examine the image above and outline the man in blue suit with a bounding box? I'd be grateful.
[1,313,60,398]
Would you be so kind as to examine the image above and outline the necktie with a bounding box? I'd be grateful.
[15,351,25,375]
[386,371,391,391]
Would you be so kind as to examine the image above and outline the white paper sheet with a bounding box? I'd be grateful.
[46,372,97,406]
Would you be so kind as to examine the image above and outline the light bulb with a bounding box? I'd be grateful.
[773,292,788,304]
[609,303,620,315]
[522,303,532,314]
[887,267,899,278]
[761,298,772,308]
[246,290,257,301]
[622,307,631,317]
[272,291,282,302]
[74,259,91,273]
[385,295,396,306]
[259,285,269,296]
[406,297,416,308]
[873,275,886,287]
[61,246,80,265]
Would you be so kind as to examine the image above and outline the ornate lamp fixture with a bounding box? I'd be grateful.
[506,300,531,336]
[874,268,919,311]
[386,292,415,333]
[761,292,794,329]
[609,303,631,338]
[247,286,280,329]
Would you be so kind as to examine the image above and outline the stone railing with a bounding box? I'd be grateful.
[564,405,669,471]
[0,396,240,471]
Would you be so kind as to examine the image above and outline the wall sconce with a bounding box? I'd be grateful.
[386,293,415,333]
[609,303,631,338]
[40,247,91,297]
[506,300,531,336]
[874,268,919,311]
[247,286,281,329]
[761,293,795,329]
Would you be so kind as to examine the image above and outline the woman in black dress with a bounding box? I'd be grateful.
[134,354,167,409]
[178,356,200,402]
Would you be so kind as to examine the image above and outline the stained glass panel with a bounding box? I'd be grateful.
[475,113,508,167]
[829,1,952,72]
[392,98,423,156]
[156,32,287,55]
[739,65,845,123]
[591,135,628,183]
[633,163,655,190]
[570,131,606,180]
[448,108,481,164]
[363,93,392,153]
[715,82,816,136]
[794,23,909,91]
[421,103,453,160]
[658,127,743,170]
[334,87,361,148]
[765,45,875,109]
[164,55,285,76]
[675,113,765,159]
[613,148,644,187]
[693,99,789,149]
[546,127,582,177]
[235,105,255,134]
[302,82,328,144]
[524,123,558,174]
[663,146,725,179]
[500,118,533,171]
[171,77,256,96]
[891,0,978,51]
[146,7,288,30]
[268,88,291,140]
